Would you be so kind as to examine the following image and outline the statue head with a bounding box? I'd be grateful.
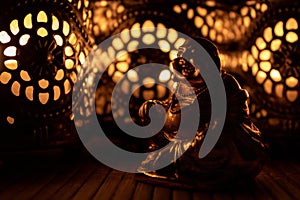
[172,37,221,82]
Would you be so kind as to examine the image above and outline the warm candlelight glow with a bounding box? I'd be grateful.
[39,93,49,104]
[270,69,282,82]
[37,11,48,23]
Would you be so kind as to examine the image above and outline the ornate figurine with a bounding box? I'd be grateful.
[138,37,267,189]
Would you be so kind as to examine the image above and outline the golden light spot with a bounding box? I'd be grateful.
[251,45,259,59]
[108,46,115,59]
[69,33,77,45]
[169,50,178,60]
[264,79,272,94]
[4,60,18,70]
[240,7,248,16]
[0,31,11,43]
[261,4,268,12]
[24,13,33,29]
[256,71,267,84]
[127,40,139,52]
[53,86,61,100]
[206,1,216,7]
[63,21,70,36]
[174,38,185,49]
[37,11,48,23]
[194,16,204,28]
[260,61,271,72]
[19,34,30,46]
[247,54,255,67]
[10,19,19,35]
[7,116,14,124]
[206,15,214,27]
[286,32,298,43]
[117,5,125,13]
[286,90,298,102]
[181,3,187,10]
[52,15,59,30]
[55,69,64,81]
[159,69,171,82]
[209,29,216,41]
[37,27,48,37]
[143,77,156,88]
[20,70,31,81]
[259,50,271,60]
[120,28,130,43]
[127,69,138,82]
[65,59,75,69]
[79,52,86,64]
[112,37,124,50]
[250,8,256,18]
[54,35,63,46]
[112,71,123,83]
[286,18,298,30]
[70,71,77,83]
[275,84,284,98]
[108,64,115,77]
[270,69,282,82]
[286,76,298,88]
[196,7,207,16]
[201,25,209,37]
[64,79,71,94]
[0,72,11,84]
[4,46,17,57]
[256,37,266,50]
[38,79,49,89]
[270,39,282,51]
[263,27,272,42]
[173,5,181,13]
[156,24,167,38]
[116,62,129,73]
[167,28,178,43]
[142,20,155,32]
[39,93,49,104]
[25,86,34,101]
[11,81,21,96]
[158,40,170,53]
[187,9,194,19]
[131,23,141,38]
[243,16,251,27]
[274,21,284,37]
[65,46,74,56]
[214,20,223,32]
[142,33,155,45]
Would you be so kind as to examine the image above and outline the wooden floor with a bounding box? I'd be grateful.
[0,149,300,200]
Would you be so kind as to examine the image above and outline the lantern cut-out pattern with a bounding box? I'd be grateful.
[0,0,94,149]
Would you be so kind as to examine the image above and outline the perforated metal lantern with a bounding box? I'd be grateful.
[0,0,94,149]
[223,0,300,147]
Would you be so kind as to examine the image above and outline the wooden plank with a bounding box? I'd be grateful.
[273,160,300,189]
[173,189,191,200]
[248,177,273,200]
[92,169,124,200]
[152,186,172,200]
[192,191,212,200]
[6,165,65,200]
[50,162,98,200]
[132,182,153,200]
[29,161,83,200]
[264,164,300,199]
[256,171,294,200]
[212,192,233,200]
[111,173,137,200]
[72,164,111,200]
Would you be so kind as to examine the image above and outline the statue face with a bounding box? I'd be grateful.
[171,57,202,82]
